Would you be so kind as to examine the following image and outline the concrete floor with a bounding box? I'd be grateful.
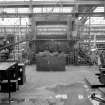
[0,65,102,105]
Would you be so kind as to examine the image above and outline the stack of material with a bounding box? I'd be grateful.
[36,51,66,71]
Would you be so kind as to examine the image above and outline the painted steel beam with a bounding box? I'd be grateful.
[80,7,97,24]
[0,1,104,8]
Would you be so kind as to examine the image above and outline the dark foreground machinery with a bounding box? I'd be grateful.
[0,62,26,104]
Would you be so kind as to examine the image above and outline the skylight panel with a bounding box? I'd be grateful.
[94,7,104,12]
[0,18,29,25]
[85,7,105,24]
[34,7,73,13]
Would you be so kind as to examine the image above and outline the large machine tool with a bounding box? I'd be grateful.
[27,15,80,71]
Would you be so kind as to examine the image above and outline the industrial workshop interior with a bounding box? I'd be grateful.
[1,0,105,105]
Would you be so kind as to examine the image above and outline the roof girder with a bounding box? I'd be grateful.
[0,1,104,8]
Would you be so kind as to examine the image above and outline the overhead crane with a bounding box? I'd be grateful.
[0,0,104,19]
[0,12,105,18]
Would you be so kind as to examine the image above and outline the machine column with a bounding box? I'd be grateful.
[67,15,72,40]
